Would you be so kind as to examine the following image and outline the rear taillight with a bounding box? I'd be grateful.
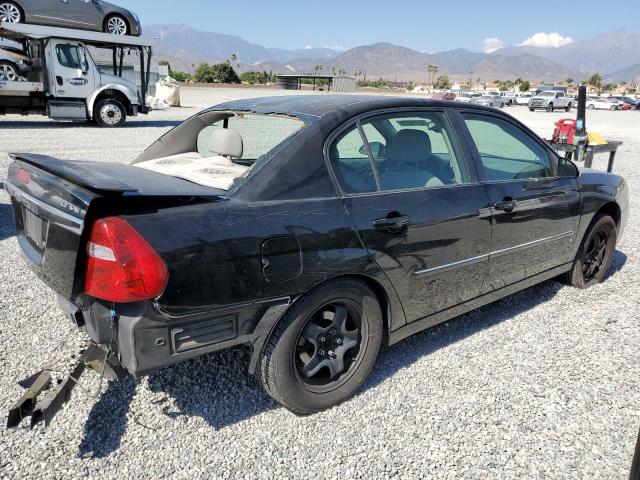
[84,217,168,303]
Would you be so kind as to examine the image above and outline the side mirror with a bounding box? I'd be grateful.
[359,141,386,158]
[78,45,89,74]
[559,156,579,178]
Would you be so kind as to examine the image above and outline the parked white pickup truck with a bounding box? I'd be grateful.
[528,91,573,112]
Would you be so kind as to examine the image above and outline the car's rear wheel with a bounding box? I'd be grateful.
[529,107,535,112]
[565,103,572,112]
[546,103,554,112]
[257,279,383,414]
[588,104,595,110]
[104,15,129,35]
[564,214,617,289]
[0,2,21,23]
[0,60,19,81]
[610,105,617,111]
[94,98,127,128]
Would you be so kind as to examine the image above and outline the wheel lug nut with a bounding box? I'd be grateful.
[319,350,326,356]
[330,329,336,335]
[328,351,336,358]
[319,336,326,342]
[336,338,342,345]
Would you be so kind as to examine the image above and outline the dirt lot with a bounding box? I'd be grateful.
[0,88,638,479]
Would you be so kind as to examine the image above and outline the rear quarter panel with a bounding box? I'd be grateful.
[124,197,405,328]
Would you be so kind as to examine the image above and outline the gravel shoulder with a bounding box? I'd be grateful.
[0,89,638,479]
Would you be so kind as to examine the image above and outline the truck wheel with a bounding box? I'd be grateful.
[565,103,572,112]
[529,108,535,112]
[546,103,554,112]
[94,98,127,128]
[562,214,617,289]
[0,2,22,23]
[104,15,129,35]
[0,60,18,81]
[257,279,383,414]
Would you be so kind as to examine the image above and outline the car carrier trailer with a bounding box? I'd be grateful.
[0,22,157,127]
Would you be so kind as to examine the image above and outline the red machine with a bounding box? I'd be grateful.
[551,118,577,145]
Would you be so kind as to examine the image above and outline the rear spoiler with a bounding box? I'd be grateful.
[10,153,228,197]
[10,153,138,194]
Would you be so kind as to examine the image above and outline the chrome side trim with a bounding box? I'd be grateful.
[414,231,574,277]
[415,253,489,277]
[489,231,574,259]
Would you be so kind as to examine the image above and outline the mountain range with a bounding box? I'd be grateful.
[146,25,640,84]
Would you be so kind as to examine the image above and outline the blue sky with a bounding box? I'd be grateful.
[129,0,639,52]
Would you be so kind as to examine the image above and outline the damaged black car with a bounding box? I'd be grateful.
[4,95,629,425]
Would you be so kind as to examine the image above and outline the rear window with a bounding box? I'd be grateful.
[197,114,304,163]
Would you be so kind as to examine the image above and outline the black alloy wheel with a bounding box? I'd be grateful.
[258,279,383,414]
[564,214,617,289]
[294,300,365,392]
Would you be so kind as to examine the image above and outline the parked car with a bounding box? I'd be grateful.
[515,93,533,105]
[431,92,456,101]
[610,96,639,110]
[0,44,30,81]
[586,97,618,110]
[529,90,573,112]
[498,91,517,106]
[472,94,504,108]
[453,92,479,103]
[0,0,141,36]
[4,96,628,418]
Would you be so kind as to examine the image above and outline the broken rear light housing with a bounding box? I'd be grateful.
[84,217,168,303]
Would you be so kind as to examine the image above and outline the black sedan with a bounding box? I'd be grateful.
[0,0,141,35]
[4,96,629,418]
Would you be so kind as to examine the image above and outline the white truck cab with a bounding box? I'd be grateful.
[0,22,157,127]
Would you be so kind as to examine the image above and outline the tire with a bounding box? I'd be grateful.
[0,2,22,23]
[104,14,129,35]
[565,103,572,112]
[546,103,554,112]
[257,279,383,414]
[94,98,127,128]
[610,105,616,111]
[563,214,617,289]
[588,104,595,110]
[500,102,505,108]
[0,60,19,81]
[529,108,535,112]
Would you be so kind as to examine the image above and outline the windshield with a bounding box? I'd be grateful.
[539,92,555,97]
[136,113,305,191]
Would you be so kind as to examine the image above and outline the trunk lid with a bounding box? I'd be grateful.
[5,153,226,299]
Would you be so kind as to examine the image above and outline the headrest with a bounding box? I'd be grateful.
[387,129,432,166]
[209,128,243,159]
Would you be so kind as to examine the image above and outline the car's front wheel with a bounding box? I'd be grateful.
[564,213,617,289]
[0,2,21,23]
[588,104,595,110]
[257,279,383,414]
[94,98,127,128]
[565,103,572,112]
[0,60,19,81]
[546,103,554,112]
[104,15,129,35]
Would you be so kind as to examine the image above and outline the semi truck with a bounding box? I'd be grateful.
[0,22,157,127]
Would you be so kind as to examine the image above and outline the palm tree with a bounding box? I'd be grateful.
[428,64,439,85]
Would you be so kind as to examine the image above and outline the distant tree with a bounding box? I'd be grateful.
[519,80,531,92]
[158,60,170,67]
[194,62,240,84]
[428,64,439,84]
[169,69,192,82]
[589,73,602,88]
[434,75,451,90]
[565,78,574,85]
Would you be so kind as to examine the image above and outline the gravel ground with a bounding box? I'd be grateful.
[0,88,638,479]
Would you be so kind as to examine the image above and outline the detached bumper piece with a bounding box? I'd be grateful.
[6,343,126,429]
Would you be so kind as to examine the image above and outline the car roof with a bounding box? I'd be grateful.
[212,95,498,123]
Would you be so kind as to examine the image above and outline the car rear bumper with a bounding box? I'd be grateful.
[57,295,292,377]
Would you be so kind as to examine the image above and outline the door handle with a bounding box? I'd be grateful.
[373,215,410,233]
[494,198,518,212]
